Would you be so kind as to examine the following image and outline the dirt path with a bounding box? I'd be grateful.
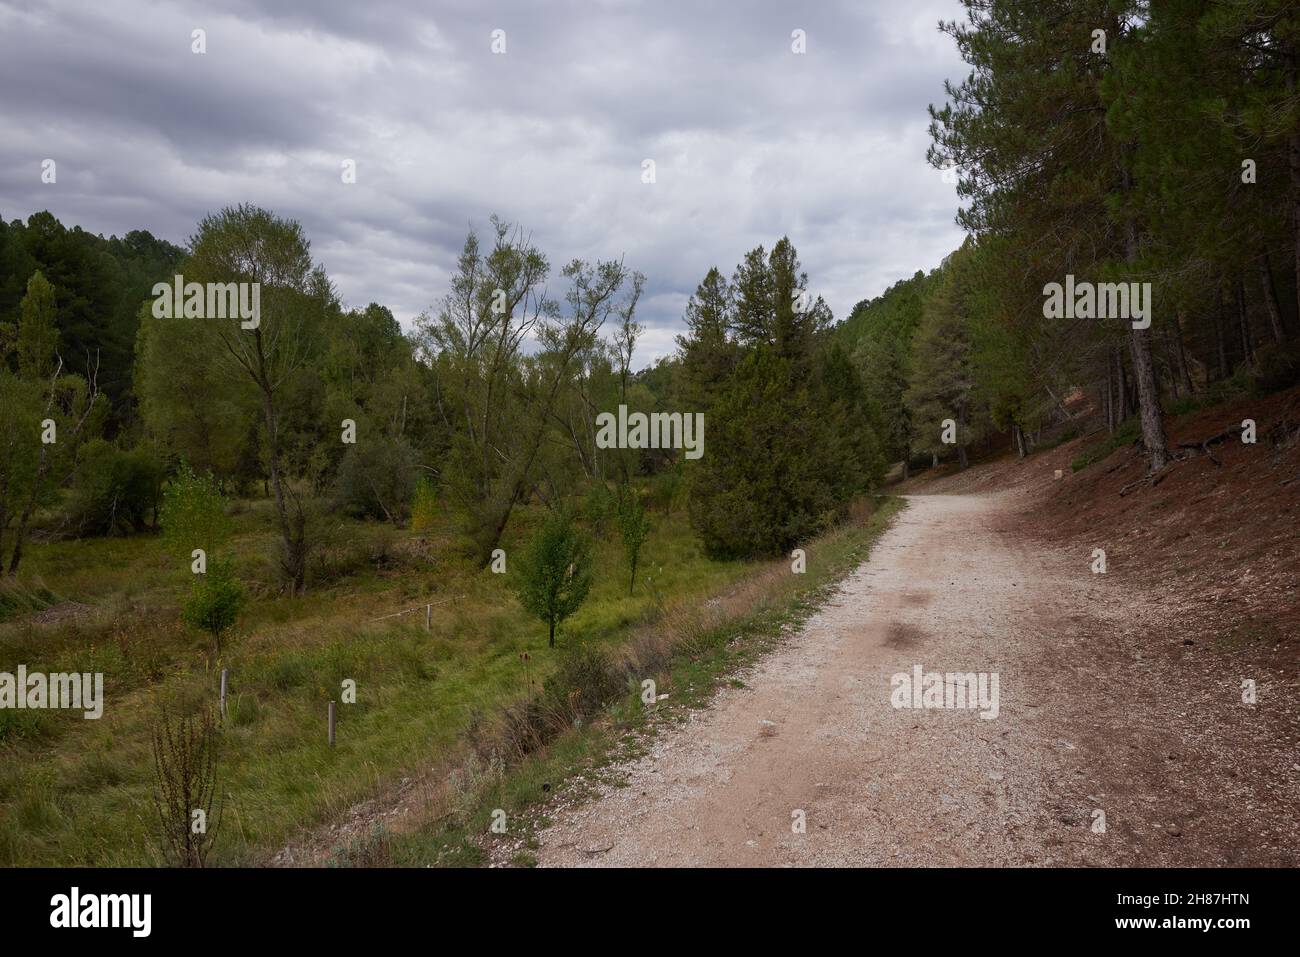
[531,491,1300,867]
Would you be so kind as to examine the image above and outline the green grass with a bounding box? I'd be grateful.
[0,486,777,866]
[379,495,905,867]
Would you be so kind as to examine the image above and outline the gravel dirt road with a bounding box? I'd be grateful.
[531,491,1300,867]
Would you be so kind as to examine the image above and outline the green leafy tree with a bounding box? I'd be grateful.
[134,303,260,483]
[1,272,104,574]
[183,204,336,593]
[181,558,245,663]
[0,373,44,568]
[160,467,231,565]
[68,440,164,536]
[514,510,592,648]
[617,487,651,594]
[16,271,59,380]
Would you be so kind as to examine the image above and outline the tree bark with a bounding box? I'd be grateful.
[1172,309,1195,395]
[252,328,305,595]
[1115,346,1131,421]
[1103,364,1114,433]
[1128,324,1168,470]
[1120,184,1168,471]
[1214,287,1229,381]
[1259,252,1287,345]
[1288,47,1300,327]
[1235,276,1254,367]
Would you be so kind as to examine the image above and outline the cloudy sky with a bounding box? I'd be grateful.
[0,0,968,366]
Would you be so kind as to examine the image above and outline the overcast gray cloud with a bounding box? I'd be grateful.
[0,0,968,365]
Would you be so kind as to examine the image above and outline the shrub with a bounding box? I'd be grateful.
[67,440,164,536]
[543,643,624,719]
[150,705,220,867]
[335,436,416,524]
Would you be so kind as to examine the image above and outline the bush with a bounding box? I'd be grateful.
[543,643,623,719]
[335,436,416,524]
[67,440,164,536]
[150,705,220,867]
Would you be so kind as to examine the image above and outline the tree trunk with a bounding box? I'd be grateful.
[1121,189,1168,472]
[1235,276,1254,367]
[252,327,305,596]
[1164,328,1182,399]
[1103,365,1114,433]
[1172,310,1195,395]
[548,619,555,649]
[1214,287,1229,381]
[1128,324,1169,471]
[1288,47,1300,328]
[260,390,304,594]
[1115,346,1131,421]
[1259,252,1287,345]
[6,435,52,577]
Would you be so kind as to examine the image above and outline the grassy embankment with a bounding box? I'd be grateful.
[0,485,902,866]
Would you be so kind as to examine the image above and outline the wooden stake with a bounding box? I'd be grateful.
[328,701,336,747]
[425,603,431,631]
[220,668,228,719]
